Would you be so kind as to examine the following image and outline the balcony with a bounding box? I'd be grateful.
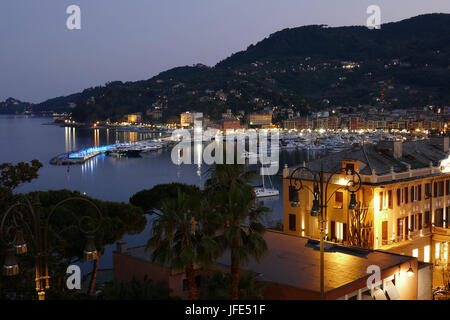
[380,228,432,248]
[432,226,450,237]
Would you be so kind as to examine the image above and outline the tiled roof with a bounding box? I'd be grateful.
[216,231,413,293]
[304,139,448,176]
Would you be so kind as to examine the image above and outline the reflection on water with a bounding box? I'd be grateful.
[94,129,100,147]
[80,154,106,177]
[64,127,77,153]
[64,126,161,155]
[195,141,202,177]
[1,116,329,270]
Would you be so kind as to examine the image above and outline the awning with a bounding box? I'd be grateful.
[385,280,400,300]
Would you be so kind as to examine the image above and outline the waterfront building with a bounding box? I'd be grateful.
[180,111,203,128]
[249,113,272,128]
[282,137,450,286]
[127,113,142,123]
[216,119,242,131]
[350,117,361,131]
[327,117,340,131]
[283,117,312,130]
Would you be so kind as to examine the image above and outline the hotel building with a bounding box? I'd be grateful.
[249,113,272,128]
[180,111,203,128]
[282,137,450,285]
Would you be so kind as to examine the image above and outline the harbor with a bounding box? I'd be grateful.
[50,139,170,165]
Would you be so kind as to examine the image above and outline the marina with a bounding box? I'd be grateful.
[50,139,169,165]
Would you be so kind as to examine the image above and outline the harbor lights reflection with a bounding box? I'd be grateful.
[81,154,104,176]
[64,126,77,153]
[94,129,100,147]
[194,141,203,178]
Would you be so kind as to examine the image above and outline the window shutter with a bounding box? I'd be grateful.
[411,187,414,202]
[424,211,430,228]
[405,217,409,237]
[418,213,423,230]
[404,187,408,204]
[330,221,336,240]
[289,214,296,231]
[434,182,438,197]
[397,189,401,206]
[418,184,422,201]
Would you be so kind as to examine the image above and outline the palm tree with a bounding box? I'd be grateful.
[147,189,217,300]
[205,161,256,194]
[206,162,269,300]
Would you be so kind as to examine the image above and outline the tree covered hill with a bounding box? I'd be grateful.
[218,14,450,67]
[27,13,450,123]
[0,98,32,114]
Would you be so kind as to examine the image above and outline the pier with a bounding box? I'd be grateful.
[50,139,170,165]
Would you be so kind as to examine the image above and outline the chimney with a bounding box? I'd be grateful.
[430,136,449,153]
[116,241,127,253]
[376,140,403,159]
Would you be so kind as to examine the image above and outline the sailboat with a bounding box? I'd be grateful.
[254,164,280,198]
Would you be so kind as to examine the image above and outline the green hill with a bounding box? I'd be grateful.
[29,13,450,123]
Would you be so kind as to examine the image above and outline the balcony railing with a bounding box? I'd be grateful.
[433,226,450,236]
[381,228,432,247]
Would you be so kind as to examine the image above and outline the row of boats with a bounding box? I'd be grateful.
[279,131,412,153]
[106,140,168,157]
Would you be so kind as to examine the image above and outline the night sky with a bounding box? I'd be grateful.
[1,0,449,102]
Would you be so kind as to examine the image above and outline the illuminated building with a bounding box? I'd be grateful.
[216,119,241,131]
[113,231,430,299]
[249,113,272,128]
[127,113,142,123]
[283,137,450,285]
[180,111,203,128]
[349,117,361,131]
[283,118,312,130]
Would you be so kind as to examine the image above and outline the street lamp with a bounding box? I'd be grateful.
[1,196,102,300]
[289,163,362,299]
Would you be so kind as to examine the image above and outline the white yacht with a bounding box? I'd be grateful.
[254,166,279,198]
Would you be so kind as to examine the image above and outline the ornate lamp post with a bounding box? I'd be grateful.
[288,163,362,299]
[1,196,102,300]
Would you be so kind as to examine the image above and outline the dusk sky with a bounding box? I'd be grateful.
[1,0,449,103]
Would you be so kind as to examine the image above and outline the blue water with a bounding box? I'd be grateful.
[0,115,323,272]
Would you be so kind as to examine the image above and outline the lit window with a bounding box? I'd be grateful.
[424,245,430,263]
[436,242,440,260]
[336,222,344,241]
[444,243,448,262]
[334,192,343,209]
[412,248,419,258]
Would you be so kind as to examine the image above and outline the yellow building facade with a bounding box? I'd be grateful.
[282,139,450,285]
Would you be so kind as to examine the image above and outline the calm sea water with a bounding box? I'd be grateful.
[0,115,323,270]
